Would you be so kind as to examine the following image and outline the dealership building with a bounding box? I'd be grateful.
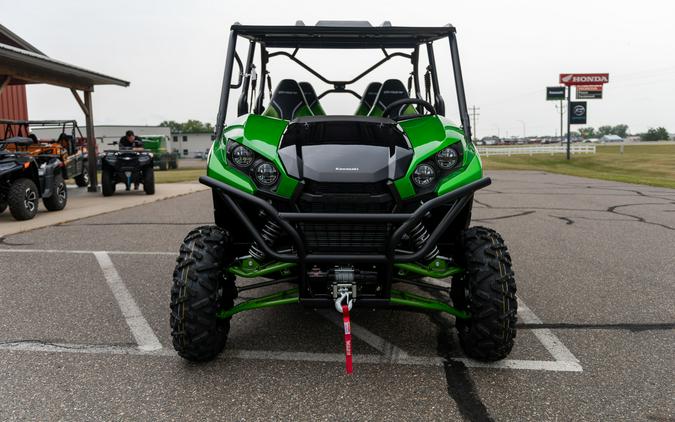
[28,124,214,158]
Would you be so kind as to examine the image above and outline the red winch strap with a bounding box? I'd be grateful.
[342,304,353,374]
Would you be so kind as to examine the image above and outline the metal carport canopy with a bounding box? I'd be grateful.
[0,42,129,192]
[232,24,455,48]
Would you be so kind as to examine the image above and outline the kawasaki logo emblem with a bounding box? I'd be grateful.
[335,167,359,171]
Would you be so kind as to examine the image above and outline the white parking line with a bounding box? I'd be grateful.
[93,252,162,352]
[0,248,583,371]
[517,298,580,364]
[0,341,581,371]
[0,248,175,256]
[316,309,410,359]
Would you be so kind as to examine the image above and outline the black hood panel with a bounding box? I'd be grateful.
[278,116,412,183]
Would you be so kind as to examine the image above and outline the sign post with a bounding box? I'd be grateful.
[559,73,609,160]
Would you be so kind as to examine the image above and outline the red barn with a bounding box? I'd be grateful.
[0,23,42,132]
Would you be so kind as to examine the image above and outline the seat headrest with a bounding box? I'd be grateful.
[268,79,311,120]
[374,79,409,109]
[299,82,318,107]
[360,82,382,110]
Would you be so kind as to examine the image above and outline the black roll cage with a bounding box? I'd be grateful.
[214,24,473,143]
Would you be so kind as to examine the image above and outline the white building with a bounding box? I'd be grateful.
[31,124,172,151]
[32,124,215,157]
[171,132,213,158]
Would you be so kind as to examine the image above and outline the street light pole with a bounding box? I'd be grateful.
[517,120,526,138]
[555,101,565,146]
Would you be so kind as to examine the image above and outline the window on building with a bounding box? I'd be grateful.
[173,136,178,143]
[183,149,189,156]
[182,136,188,142]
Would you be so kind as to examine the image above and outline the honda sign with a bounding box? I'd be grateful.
[560,73,609,86]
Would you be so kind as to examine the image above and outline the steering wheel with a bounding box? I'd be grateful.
[382,98,436,121]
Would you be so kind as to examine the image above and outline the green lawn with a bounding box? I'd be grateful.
[482,144,675,189]
[94,168,205,184]
[154,168,205,184]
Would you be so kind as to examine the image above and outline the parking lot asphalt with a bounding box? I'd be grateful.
[0,170,673,421]
[0,183,208,237]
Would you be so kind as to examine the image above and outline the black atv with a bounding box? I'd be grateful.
[0,137,67,220]
[100,146,155,197]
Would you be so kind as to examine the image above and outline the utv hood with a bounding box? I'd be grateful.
[278,116,413,183]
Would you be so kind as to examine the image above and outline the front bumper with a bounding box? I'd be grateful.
[201,174,490,305]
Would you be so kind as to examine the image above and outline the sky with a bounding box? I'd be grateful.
[3,0,675,137]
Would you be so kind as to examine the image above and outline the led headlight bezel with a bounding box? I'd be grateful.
[411,163,437,187]
[253,161,279,186]
[231,144,255,168]
[435,147,459,169]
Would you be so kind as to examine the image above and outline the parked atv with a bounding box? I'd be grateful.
[170,22,517,365]
[0,137,67,220]
[0,119,89,187]
[100,146,155,196]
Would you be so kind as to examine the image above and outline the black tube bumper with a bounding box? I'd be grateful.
[200,175,491,264]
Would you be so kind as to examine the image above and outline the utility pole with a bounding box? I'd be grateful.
[566,86,571,160]
[555,101,565,146]
[469,105,480,142]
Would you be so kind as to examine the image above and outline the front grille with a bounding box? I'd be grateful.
[297,181,395,253]
[303,181,389,195]
[300,222,390,254]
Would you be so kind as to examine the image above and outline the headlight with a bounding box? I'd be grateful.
[412,164,436,187]
[254,161,279,186]
[436,147,459,169]
[232,145,254,168]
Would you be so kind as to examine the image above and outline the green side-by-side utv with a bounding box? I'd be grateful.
[138,135,178,170]
[170,21,517,365]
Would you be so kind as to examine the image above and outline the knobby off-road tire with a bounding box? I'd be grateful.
[143,168,155,195]
[452,226,517,361]
[170,225,237,362]
[43,174,67,211]
[159,158,168,171]
[101,169,115,197]
[74,165,89,187]
[0,196,6,214]
[7,178,39,221]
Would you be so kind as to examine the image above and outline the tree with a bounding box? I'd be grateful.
[578,127,595,139]
[597,126,613,137]
[181,119,213,133]
[611,124,629,138]
[159,120,214,134]
[641,127,670,141]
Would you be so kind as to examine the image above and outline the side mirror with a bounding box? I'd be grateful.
[230,52,243,88]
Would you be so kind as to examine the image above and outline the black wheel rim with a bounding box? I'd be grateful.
[57,183,66,203]
[24,188,36,212]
